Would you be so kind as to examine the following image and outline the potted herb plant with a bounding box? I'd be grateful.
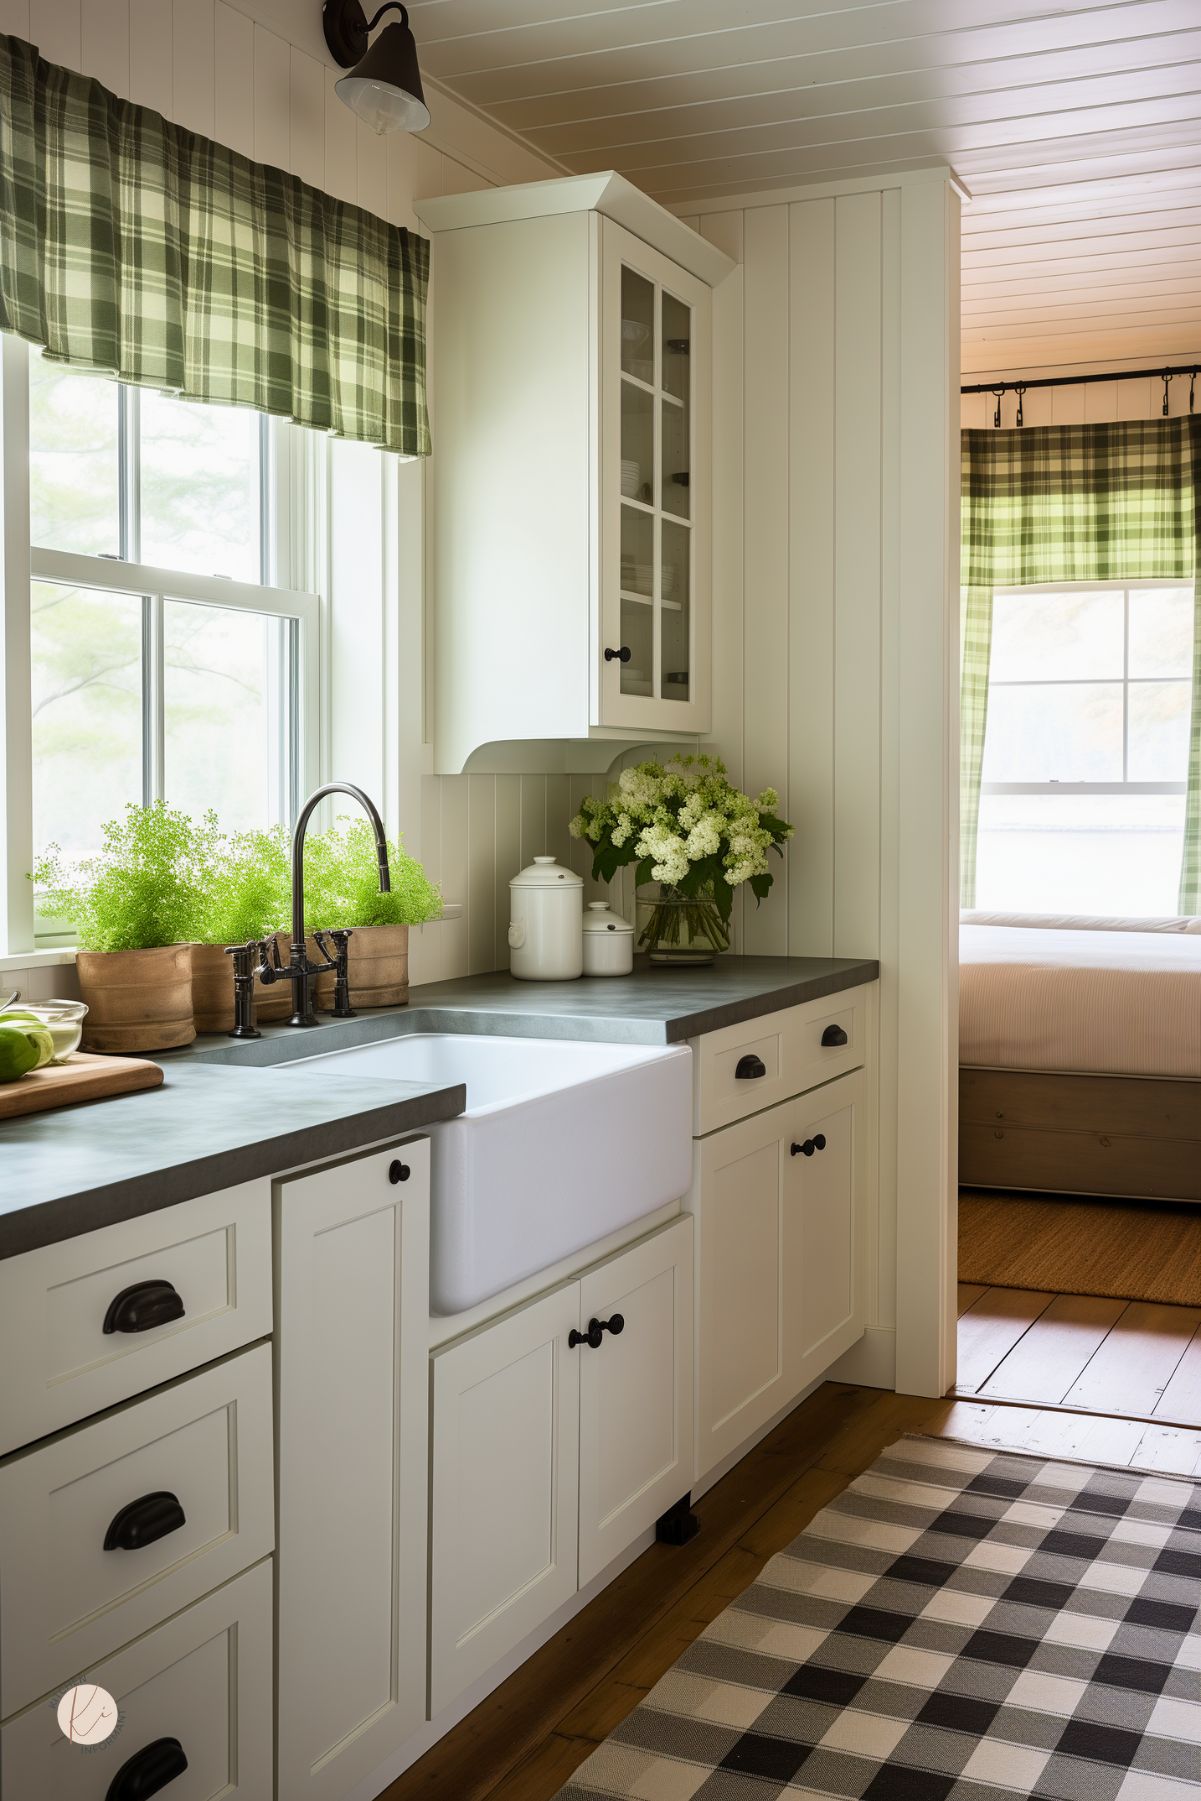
[569,754,793,964]
[31,802,206,1051]
[190,822,293,1032]
[303,817,442,1008]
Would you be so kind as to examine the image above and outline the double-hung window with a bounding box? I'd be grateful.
[5,342,320,946]
[976,582,1193,914]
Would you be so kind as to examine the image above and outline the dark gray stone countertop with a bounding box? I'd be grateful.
[186,954,879,1063]
[0,1062,465,1259]
[0,953,875,1257]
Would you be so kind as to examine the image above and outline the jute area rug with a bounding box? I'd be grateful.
[556,1435,1201,1801]
[958,1189,1201,1309]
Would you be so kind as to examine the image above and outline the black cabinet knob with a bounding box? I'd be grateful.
[105,1736,188,1801]
[821,1023,848,1048]
[790,1135,827,1158]
[735,1054,766,1080]
[102,1280,185,1336]
[104,1491,187,1552]
[570,1313,626,1350]
[388,1159,411,1184]
[604,646,632,663]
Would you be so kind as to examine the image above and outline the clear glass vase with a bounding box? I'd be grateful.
[636,887,730,966]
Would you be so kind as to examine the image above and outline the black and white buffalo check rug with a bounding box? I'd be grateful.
[556,1435,1201,1801]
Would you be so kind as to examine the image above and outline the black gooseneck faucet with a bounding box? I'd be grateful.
[286,782,391,1027]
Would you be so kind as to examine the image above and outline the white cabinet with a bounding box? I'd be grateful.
[430,1216,693,1715]
[0,1345,273,1717]
[690,1071,866,1483]
[0,1558,273,1801]
[578,1226,693,1587]
[429,1283,581,1714]
[417,173,732,773]
[0,1179,272,1457]
[275,1140,430,1801]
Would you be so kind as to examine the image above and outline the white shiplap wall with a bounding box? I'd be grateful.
[4,0,610,998]
[681,170,962,1394]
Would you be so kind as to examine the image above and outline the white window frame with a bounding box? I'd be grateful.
[0,335,320,957]
[981,578,1191,803]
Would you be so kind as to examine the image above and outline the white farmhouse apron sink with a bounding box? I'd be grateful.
[290,1032,693,1313]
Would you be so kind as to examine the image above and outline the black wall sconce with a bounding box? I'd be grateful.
[323,1,431,136]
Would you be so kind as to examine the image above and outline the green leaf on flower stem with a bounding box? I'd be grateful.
[750,873,773,903]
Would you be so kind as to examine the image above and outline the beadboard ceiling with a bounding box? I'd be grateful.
[408,0,1201,376]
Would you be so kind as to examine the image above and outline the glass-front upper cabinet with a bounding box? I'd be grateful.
[601,220,711,734]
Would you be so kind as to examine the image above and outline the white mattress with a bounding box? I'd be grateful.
[959,922,1201,1080]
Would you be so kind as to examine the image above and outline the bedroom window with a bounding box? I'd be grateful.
[976,582,1193,915]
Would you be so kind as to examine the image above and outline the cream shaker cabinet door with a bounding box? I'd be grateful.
[429,1282,581,1718]
[0,1558,273,1801]
[689,1109,792,1483]
[275,1141,430,1801]
[788,1072,867,1393]
[0,1345,273,1718]
[0,1180,272,1457]
[577,1218,693,1588]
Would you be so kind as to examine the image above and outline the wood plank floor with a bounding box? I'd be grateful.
[955,1283,1201,1425]
[377,1380,1201,1801]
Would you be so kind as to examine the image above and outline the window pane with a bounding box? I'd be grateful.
[976,791,1185,915]
[164,600,276,829]
[989,588,1123,682]
[983,682,1123,782]
[31,581,142,858]
[29,354,120,556]
[1128,586,1194,678]
[140,393,261,580]
[1128,680,1191,782]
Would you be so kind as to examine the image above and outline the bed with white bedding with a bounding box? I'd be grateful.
[958,914,1201,1203]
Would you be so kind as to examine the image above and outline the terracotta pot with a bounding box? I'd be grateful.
[314,924,410,1010]
[76,945,196,1054]
[189,935,293,1034]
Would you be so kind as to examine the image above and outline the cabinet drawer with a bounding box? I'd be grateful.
[692,987,868,1135]
[0,1182,272,1456]
[0,1558,272,1800]
[0,1345,274,1718]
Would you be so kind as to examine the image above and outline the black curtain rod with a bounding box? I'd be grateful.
[962,363,1199,395]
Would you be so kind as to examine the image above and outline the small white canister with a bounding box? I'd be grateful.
[581,901,635,977]
[508,857,583,980]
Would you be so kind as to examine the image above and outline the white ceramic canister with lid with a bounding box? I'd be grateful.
[581,901,634,977]
[508,857,584,979]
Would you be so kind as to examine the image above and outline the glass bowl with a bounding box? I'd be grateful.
[2,998,89,1062]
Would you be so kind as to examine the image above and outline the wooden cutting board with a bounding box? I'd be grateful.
[0,1051,164,1119]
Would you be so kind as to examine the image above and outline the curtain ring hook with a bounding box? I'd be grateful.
[1162,372,1172,417]
[1015,383,1026,428]
[991,387,1005,429]
[1190,371,1196,414]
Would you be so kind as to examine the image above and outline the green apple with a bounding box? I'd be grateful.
[0,1020,54,1082]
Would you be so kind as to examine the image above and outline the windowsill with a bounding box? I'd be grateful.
[2,903,466,972]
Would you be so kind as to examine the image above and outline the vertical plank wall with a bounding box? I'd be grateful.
[680,173,961,1390]
[1,0,577,994]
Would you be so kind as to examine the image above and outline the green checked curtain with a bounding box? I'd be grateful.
[960,416,1201,910]
[0,33,430,456]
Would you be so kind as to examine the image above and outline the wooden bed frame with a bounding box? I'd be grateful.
[959,1067,1201,1203]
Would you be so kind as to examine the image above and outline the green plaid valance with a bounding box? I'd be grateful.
[0,33,430,456]
[962,417,1198,589]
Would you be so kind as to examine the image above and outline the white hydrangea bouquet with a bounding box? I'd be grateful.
[569,754,792,962]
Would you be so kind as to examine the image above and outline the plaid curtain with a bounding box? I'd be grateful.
[960,417,1201,911]
[0,34,431,456]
